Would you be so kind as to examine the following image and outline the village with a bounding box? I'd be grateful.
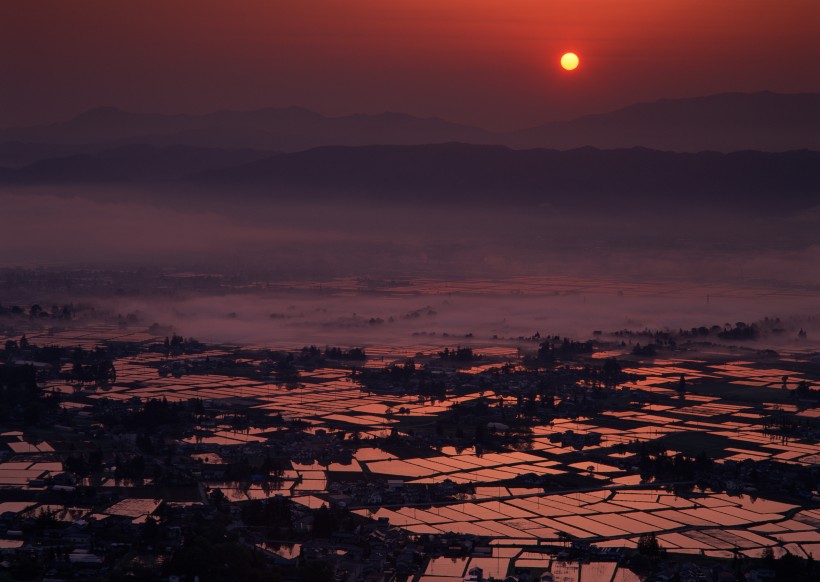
[0,294,818,582]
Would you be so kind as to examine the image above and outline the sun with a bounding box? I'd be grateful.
[560,52,580,71]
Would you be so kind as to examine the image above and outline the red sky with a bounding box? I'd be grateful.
[2,0,819,130]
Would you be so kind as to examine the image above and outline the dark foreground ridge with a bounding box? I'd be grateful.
[194,144,820,211]
[4,142,818,213]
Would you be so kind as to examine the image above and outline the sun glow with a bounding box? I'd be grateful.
[560,52,580,71]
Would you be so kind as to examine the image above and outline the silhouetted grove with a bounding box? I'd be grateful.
[0,364,57,424]
[535,337,596,361]
[3,337,118,387]
[438,346,479,362]
[299,345,367,362]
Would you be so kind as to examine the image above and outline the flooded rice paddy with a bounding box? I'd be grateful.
[3,275,819,569]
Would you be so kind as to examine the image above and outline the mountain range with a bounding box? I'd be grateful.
[0,106,491,154]
[1,92,818,158]
[506,92,820,152]
[1,92,819,213]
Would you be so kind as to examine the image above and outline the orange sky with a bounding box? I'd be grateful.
[2,0,819,129]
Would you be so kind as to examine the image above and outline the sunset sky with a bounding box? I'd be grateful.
[2,0,819,130]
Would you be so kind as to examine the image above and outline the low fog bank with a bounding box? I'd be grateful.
[102,288,820,351]
[1,185,819,289]
[1,181,818,349]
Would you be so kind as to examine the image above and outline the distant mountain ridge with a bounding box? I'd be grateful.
[1,93,819,213]
[506,92,820,152]
[0,106,494,151]
[0,92,818,154]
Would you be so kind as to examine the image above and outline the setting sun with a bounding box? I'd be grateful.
[561,52,580,71]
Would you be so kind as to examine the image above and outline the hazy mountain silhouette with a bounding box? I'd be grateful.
[0,107,494,152]
[506,92,820,152]
[0,144,272,183]
[194,143,820,212]
[0,92,817,154]
[0,142,106,168]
